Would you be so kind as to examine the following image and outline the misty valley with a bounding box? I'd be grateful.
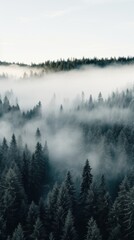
[0,61,134,240]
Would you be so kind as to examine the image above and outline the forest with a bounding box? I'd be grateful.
[0,57,134,73]
[0,84,134,240]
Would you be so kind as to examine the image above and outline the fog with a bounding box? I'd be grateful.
[0,64,134,178]
[0,64,134,110]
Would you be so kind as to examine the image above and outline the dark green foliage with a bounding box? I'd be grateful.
[31,217,45,240]
[61,210,77,240]
[85,218,102,240]
[26,201,39,237]
[52,183,71,240]
[0,215,6,239]
[110,178,132,240]
[1,87,134,240]
[0,138,8,173]
[79,160,93,237]
[28,142,47,202]
[64,171,76,213]
[1,167,26,235]
[95,175,111,240]
[12,224,25,240]
[80,159,93,201]
[46,183,59,235]
[2,57,134,73]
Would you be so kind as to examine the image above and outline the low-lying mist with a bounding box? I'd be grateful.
[0,64,134,109]
[0,64,134,180]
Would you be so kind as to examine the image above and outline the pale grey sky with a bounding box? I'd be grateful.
[0,0,134,63]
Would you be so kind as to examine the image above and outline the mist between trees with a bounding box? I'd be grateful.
[0,64,134,239]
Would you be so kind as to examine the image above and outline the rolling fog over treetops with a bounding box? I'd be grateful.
[0,60,134,179]
[1,60,134,239]
[1,0,134,237]
[0,60,134,109]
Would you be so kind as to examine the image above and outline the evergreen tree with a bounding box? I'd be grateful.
[3,96,10,113]
[108,224,121,240]
[80,159,93,201]
[0,137,8,172]
[9,134,18,163]
[28,142,47,203]
[85,217,102,240]
[21,151,30,197]
[35,128,41,142]
[60,104,63,112]
[111,177,130,240]
[61,210,77,240]
[26,201,39,237]
[65,171,76,213]
[46,183,59,234]
[49,232,55,240]
[39,197,46,224]
[2,167,26,235]
[43,141,49,183]
[52,183,71,240]
[96,175,111,240]
[12,224,25,240]
[122,185,134,240]
[35,142,46,186]
[98,92,103,103]
[79,160,93,237]
[31,217,45,240]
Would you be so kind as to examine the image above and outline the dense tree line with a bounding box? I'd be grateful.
[0,95,41,121]
[1,56,134,73]
[0,88,134,239]
[0,137,134,240]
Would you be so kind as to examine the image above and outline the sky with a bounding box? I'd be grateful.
[0,0,134,64]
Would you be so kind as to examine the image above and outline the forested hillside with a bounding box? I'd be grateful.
[0,87,134,239]
[1,56,134,73]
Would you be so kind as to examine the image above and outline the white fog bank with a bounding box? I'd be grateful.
[0,64,134,110]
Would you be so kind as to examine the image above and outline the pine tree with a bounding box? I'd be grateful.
[96,175,111,240]
[39,197,46,224]
[43,141,49,183]
[79,160,93,237]
[31,217,45,240]
[53,183,70,240]
[83,186,95,227]
[9,134,18,163]
[98,92,103,103]
[60,104,63,112]
[80,159,92,202]
[0,138,8,173]
[35,142,46,186]
[49,233,55,240]
[61,210,77,240]
[35,128,41,142]
[85,218,102,240]
[12,224,25,240]
[26,201,39,237]
[122,185,134,240]
[2,167,26,235]
[21,151,30,197]
[3,96,10,113]
[46,183,59,235]
[108,223,121,240]
[65,171,76,214]
[111,177,130,240]
[88,95,94,110]
[29,143,46,203]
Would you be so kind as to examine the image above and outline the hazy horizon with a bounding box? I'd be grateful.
[0,0,134,64]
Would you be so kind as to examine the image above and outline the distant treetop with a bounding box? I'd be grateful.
[0,56,134,72]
